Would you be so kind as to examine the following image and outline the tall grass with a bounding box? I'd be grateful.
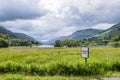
[0,47,120,76]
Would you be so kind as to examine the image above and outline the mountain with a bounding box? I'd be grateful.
[94,23,120,40]
[0,26,12,34]
[0,26,17,38]
[0,25,36,41]
[46,29,103,44]
[14,33,36,41]
[67,29,103,40]
[43,36,67,45]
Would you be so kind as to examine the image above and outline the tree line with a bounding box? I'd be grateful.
[0,34,39,48]
[54,40,80,47]
[54,36,120,47]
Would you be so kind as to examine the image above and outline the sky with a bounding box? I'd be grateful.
[0,0,120,42]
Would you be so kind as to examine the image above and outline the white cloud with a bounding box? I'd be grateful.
[0,0,120,41]
[0,17,77,41]
[92,23,114,30]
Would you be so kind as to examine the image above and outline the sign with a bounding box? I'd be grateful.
[82,47,89,58]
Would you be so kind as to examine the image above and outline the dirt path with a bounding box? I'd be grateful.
[92,77,120,80]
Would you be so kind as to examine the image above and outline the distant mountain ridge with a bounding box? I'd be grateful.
[67,29,103,40]
[45,29,103,44]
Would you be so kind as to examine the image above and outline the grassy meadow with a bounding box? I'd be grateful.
[0,47,120,79]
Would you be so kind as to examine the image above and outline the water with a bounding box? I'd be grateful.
[34,45,54,48]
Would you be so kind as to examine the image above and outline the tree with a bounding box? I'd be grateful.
[108,41,120,47]
[112,36,120,42]
[111,42,120,47]
[0,34,9,48]
[0,38,9,48]
[62,40,80,47]
[54,40,63,47]
[10,39,33,46]
[54,39,80,47]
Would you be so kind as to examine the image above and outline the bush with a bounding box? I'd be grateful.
[112,62,120,71]
[109,42,120,47]
[0,38,9,48]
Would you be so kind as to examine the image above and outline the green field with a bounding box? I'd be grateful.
[0,47,120,80]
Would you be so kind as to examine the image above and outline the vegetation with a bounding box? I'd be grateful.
[67,29,103,40]
[10,39,39,47]
[54,38,120,47]
[0,47,120,79]
[54,40,80,47]
[0,74,91,80]
[0,33,39,48]
[49,29,103,45]
[85,37,120,47]
[0,34,9,48]
[54,23,120,47]
[94,23,120,40]
[0,26,39,48]
[90,23,120,47]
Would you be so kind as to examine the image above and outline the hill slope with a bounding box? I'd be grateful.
[68,29,103,40]
[0,26,37,41]
[0,26,17,38]
[0,26,12,34]
[14,33,36,41]
[46,29,103,44]
[94,23,120,40]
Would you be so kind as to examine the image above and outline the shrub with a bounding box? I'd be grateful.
[112,62,120,71]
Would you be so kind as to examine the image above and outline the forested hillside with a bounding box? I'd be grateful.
[68,29,103,40]
[0,26,39,47]
[54,23,120,47]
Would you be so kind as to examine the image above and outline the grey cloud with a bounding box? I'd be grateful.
[59,6,82,26]
[0,0,45,21]
[81,0,120,26]
[58,0,120,27]
[0,0,120,41]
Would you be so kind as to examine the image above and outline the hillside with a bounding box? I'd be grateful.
[0,26,17,38]
[0,26,36,41]
[0,25,39,47]
[14,33,36,41]
[67,29,103,40]
[46,29,103,45]
[94,23,120,40]
[0,26,12,34]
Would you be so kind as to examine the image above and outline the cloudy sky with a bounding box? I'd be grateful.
[0,0,120,42]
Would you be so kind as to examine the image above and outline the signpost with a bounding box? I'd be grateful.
[82,47,89,64]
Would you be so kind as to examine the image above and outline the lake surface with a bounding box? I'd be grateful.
[35,45,54,48]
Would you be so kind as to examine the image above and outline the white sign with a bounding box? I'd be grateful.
[82,47,89,58]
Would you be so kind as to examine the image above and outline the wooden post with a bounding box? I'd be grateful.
[85,58,87,64]
[82,47,89,64]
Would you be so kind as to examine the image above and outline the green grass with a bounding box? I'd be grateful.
[0,47,120,79]
[0,74,92,80]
